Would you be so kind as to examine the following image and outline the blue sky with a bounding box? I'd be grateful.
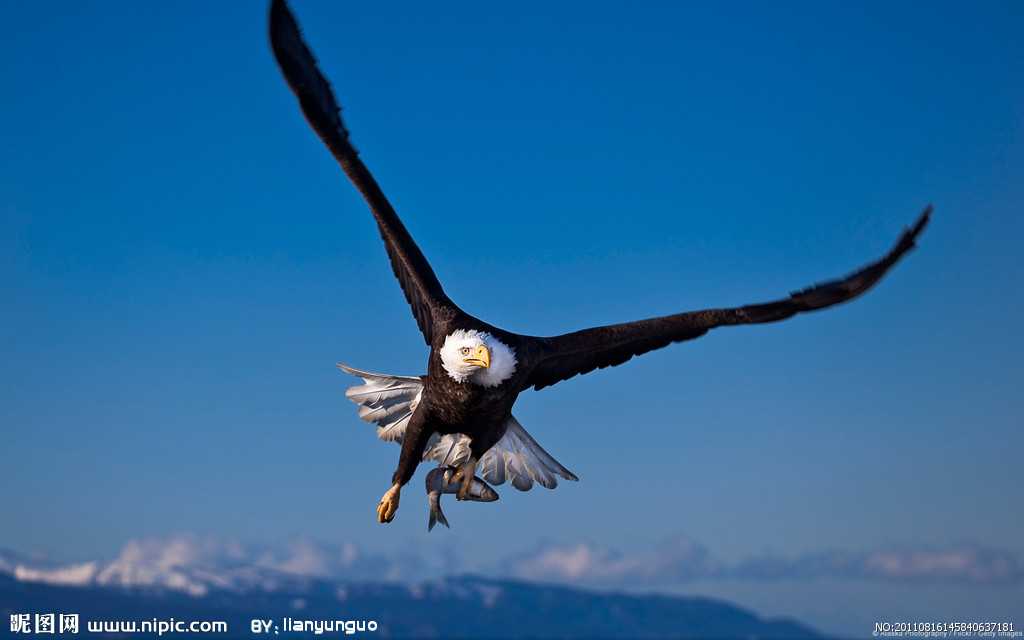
[2,0,1022,634]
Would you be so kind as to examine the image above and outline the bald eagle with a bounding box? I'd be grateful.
[269,0,931,524]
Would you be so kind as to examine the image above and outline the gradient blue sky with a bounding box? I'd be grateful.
[2,0,1022,634]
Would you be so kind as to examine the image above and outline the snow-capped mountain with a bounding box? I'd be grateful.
[0,536,826,638]
[0,535,458,597]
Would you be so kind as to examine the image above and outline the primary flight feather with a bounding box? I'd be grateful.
[269,0,931,526]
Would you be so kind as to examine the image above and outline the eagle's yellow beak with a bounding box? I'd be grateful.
[464,344,490,369]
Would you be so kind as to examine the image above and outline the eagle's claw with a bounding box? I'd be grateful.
[456,479,472,501]
[450,458,477,501]
[377,484,400,523]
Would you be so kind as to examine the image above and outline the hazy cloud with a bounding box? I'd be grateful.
[14,562,98,587]
[730,547,1024,585]
[503,539,1024,588]
[501,535,721,585]
[4,534,1020,596]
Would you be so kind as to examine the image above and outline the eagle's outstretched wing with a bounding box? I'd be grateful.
[526,207,931,391]
[270,0,457,344]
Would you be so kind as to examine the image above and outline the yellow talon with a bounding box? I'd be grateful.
[453,458,477,501]
[376,484,401,523]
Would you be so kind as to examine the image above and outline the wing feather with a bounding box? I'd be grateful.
[270,0,461,343]
[338,364,423,443]
[481,417,577,491]
[526,207,931,390]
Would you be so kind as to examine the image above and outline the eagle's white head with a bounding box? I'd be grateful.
[439,329,517,387]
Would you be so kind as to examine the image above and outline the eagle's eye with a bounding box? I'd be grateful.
[460,347,471,356]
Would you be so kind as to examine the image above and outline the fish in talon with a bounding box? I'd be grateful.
[426,467,499,530]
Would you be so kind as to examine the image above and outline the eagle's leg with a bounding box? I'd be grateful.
[451,457,478,501]
[452,424,506,500]
[378,407,432,524]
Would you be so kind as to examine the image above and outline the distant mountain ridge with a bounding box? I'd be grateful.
[0,538,823,638]
[0,572,822,639]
